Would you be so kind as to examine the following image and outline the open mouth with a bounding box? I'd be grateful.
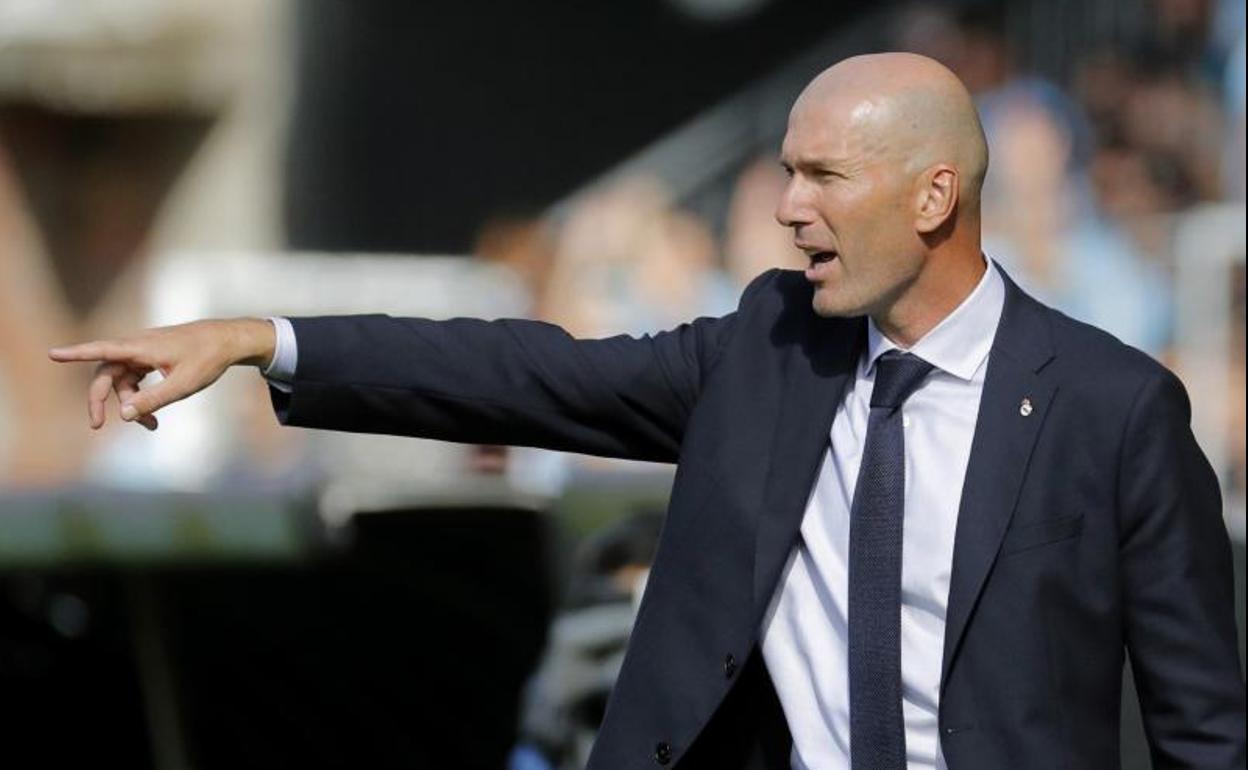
[810,251,837,265]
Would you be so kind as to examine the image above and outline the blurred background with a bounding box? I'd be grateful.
[0,0,1242,767]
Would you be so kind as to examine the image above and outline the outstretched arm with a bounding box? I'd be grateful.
[47,295,754,463]
[266,312,736,463]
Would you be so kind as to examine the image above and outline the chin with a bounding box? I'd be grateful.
[810,290,865,319]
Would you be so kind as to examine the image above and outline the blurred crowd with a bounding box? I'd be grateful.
[477,1,1247,522]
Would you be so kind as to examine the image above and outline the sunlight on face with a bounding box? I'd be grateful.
[775,90,926,319]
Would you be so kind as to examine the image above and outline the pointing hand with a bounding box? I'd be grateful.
[48,318,275,431]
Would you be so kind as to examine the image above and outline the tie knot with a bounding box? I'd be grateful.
[870,351,934,409]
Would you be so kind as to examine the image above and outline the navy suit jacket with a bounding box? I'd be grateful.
[271,266,1246,769]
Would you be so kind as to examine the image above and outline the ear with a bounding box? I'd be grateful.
[914,165,959,234]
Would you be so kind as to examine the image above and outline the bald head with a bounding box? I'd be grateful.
[776,52,992,338]
[792,52,989,211]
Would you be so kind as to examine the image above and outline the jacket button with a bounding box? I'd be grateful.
[654,741,673,765]
[723,653,737,678]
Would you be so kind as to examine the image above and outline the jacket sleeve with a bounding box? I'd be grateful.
[267,271,775,463]
[1117,367,1247,768]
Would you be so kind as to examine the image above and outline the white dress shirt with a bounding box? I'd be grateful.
[259,261,1006,768]
[759,258,1004,769]
[262,316,298,391]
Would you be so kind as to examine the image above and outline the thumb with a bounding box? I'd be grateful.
[119,375,189,421]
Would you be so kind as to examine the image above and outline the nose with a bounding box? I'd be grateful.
[775,175,815,229]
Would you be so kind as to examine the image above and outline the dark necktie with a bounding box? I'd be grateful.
[848,350,935,770]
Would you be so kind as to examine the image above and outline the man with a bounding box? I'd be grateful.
[50,53,1245,768]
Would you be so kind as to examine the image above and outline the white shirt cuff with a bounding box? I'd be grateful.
[262,316,297,393]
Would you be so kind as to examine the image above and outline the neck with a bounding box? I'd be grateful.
[871,250,987,348]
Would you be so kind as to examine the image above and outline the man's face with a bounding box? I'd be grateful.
[775,94,924,318]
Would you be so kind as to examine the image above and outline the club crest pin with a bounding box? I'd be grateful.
[1019,397,1033,417]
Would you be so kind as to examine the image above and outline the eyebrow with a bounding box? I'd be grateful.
[779,155,852,173]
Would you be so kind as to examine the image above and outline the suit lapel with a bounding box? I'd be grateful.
[940,272,1057,689]
[752,313,864,617]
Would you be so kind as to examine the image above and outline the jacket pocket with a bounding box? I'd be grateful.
[999,513,1084,557]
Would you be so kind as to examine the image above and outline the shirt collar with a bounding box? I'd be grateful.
[865,255,1005,381]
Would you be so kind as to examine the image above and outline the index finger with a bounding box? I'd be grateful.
[48,340,135,363]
